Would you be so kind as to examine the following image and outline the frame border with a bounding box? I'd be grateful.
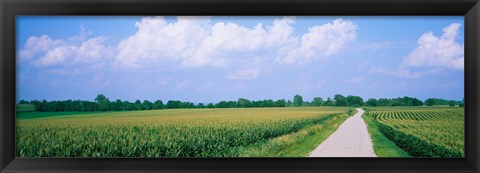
[1,0,479,172]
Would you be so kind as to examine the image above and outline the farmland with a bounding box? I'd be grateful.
[16,107,350,157]
[364,107,464,157]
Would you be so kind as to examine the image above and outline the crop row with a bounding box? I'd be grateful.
[367,108,464,157]
[17,107,348,157]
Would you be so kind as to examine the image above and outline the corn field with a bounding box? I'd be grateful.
[16,107,348,157]
[366,107,464,157]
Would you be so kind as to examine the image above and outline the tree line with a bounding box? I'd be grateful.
[17,94,464,112]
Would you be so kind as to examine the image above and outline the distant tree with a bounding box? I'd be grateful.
[412,98,423,106]
[312,97,324,106]
[323,97,335,106]
[287,100,293,107]
[153,100,164,109]
[378,98,390,106]
[425,98,435,106]
[237,98,251,108]
[95,94,110,111]
[167,100,182,109]
[346,95,364,107]
[197,103,205,108]
[275,99,287,107]
[142,100,153,110]
[304,101,311,106]
[334,94,346,106]
[460,98,464,107]
[134,100,143,110]
[365,98,378,107]
[18,100,29,104]
[293,94,304,106]
[448,100,456,107]
[207,103,215,108]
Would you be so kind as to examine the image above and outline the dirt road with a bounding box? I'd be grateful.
[308,108,377,157]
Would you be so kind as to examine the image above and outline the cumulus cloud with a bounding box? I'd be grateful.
[19,17,358,81]
[18,29,113,68]
[18,35,63,60]
[114,16,356,71]
[368,22,464,79]
[32,36,113,67]
[402,23,464,70]
[114,16,298,69]
[280,19,357,64]
[226,68,260,80]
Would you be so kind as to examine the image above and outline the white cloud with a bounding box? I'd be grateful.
[114,16,356,72]
[402,23,464,70]
[368,23,464,79]
[32,36,113,67]
[114,16,300,70]
[18,35,63,60]
[226,68,260,80]
[279,19,357,64]
[344,76,364,84]
[115,16,216,69]
[18,28,113,69]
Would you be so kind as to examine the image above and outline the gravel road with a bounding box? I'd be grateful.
[308,108,377,157]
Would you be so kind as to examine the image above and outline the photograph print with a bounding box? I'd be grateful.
[16,16,464,158]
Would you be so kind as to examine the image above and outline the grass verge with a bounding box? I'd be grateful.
[237,113,350,157]
[362,112,411,157]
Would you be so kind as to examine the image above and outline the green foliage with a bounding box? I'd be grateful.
[345,95,364,107]
[293,94,304,106]
[334,94,346,106]
[16,104,35,112]
[365,98,378,107]
[95,94,110,111]
[425,98,461,106]
[323,97,335,106]
[312,97,324,106]
[16,107,349,157]
[376,97,423,106]
[366,107,464,157]
[362,113,410,157]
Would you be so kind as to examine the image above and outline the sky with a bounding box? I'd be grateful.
[16,16,464,103]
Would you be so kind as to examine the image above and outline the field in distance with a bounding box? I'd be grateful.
[17,107,351,157]
[364,107,464,157]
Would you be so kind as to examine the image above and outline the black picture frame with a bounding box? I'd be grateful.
[1,0,479,172]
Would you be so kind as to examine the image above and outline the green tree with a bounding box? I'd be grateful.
[135,100,143,110]
[448,100,456,107]
[323,97,335,106]
[275,99,287,107]
[312,97,324,106]
[365,98,378,107]
[207,103,215,108]
[142,100,153,110]
[293,94,304,106]
[346,95,364,107]
[425,98,435,106]
[378,98,390,106]
[18,100,29,104]
[95,94,110,111]
[153,100,164,109]
[237,98,251,108]
[334,94,346,106]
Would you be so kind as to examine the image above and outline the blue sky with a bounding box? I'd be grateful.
[16,16,464,103]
